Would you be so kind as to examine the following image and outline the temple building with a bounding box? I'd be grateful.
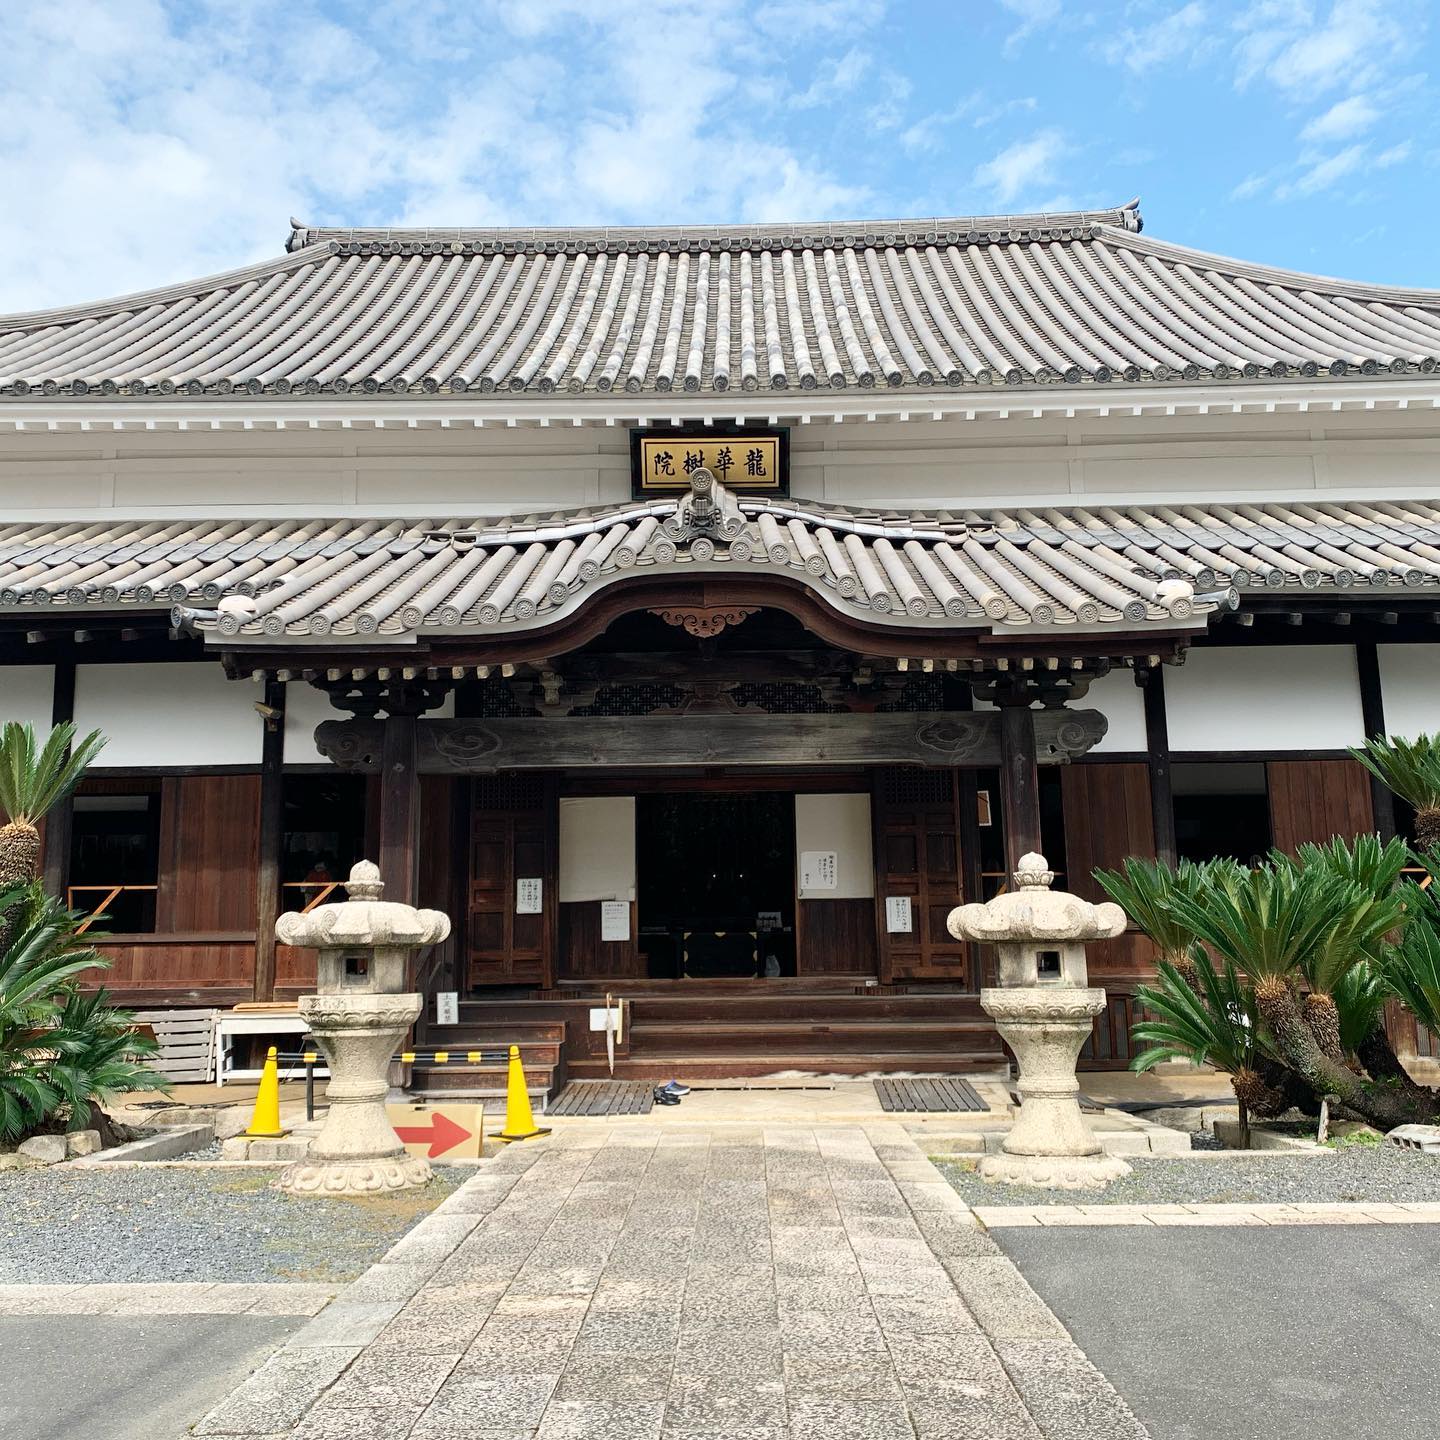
[1,200,1437,1088]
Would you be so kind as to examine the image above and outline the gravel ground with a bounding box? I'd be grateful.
[936,1141,1440,1207]
[0,1166,464,1283]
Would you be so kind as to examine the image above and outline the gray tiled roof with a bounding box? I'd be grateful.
[2,487,1438,646]
[6,203,1440,400]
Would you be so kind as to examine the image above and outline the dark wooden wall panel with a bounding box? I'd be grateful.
[798,898,878,974]
[156,775,261,933]
[1061,761,1158,982]
[558,900,643,979]
[89,937,256,1006]
[1060,762,1155,903]
[1268,759,1375,854]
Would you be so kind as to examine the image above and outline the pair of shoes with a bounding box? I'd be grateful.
[660,1079,691,1097]
[652,1087,682,1106]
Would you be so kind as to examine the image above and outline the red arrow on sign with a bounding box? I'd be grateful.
[394,1112,473,1158]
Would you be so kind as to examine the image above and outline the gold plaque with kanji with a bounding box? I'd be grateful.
[638,435,781,492]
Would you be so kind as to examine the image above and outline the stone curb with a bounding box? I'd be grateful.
[67,1121,213,1165]
[0,1282,336,1316]
[971,1201,1440,1227]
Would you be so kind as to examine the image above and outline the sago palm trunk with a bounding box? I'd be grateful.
[1303,991,1344,1062]
[1416,804,1440,852]
[0,818,41,952]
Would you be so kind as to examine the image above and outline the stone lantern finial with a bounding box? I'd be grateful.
[345,859,384,900]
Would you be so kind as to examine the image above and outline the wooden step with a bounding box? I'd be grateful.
[625,995,990,1024]
[629,1020,998,1055]
[568,1052,1006,1081]
[427,1022,566,1047]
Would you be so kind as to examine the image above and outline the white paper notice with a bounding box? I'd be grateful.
[600,900,631,942]
[435,991,459,1026]
[516,877,543,914]
[885,895,913,933]
[799,850,838,892]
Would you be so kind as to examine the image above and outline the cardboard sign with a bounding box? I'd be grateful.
[386,1102,485,1160]
[600,900,631,942]
[516,877,543,914]
[885,896,914,934]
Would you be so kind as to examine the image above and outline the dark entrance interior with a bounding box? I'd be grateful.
[637,792,796,979]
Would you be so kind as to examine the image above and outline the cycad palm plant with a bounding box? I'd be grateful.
[0,885,114,1139]
[44,987,163,1134]
[1352,732,1440,850]
[1172,858,1438,1129]
[1283,835,1410,1058]
[1094,857,1240,986]
[1132,952,1281,1137]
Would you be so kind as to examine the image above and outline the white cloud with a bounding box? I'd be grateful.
[973,129,1068,204]
[0,0,880,312]
[1376,141,1413,167]
[1100,2,1210,73]
[792,46,872,108]
[999,0,1062,54]
[1234,0,1408,96]
[1300,94,1380,142]
[1276,143,1369,197]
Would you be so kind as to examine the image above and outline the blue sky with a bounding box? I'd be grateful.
[1,0,1436,313]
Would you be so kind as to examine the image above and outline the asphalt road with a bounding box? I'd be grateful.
[996,1223,1440,1440]
[0,1314,302,1440]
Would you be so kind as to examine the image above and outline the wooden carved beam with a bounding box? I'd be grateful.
[649,605,760,638]
[314,709,1107,774]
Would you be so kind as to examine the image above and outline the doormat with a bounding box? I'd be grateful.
[874,1077,989,1113]
[548,1081,655,1117]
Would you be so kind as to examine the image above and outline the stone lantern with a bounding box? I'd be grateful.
[274,860,450,1196]
[948,852,1130,1189]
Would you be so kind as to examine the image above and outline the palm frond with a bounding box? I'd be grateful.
[1131,953,1269,1075]
[1332,960,1392,1056]
[1377,908,1440,1038]
[0,722,107,825]
[1351,733,1440,812]
[1093,856,1219,959]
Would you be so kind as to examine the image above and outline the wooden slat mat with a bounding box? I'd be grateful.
[548,1080,655,1117]
[874,1077,989,1113]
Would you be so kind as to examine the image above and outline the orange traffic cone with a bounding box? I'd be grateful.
[491,1044,551,1143]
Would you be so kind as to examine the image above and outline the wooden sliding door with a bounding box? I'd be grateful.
[467,775,556,988]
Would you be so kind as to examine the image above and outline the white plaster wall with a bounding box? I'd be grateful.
[795,794,874,899]
[1377,644,1440,740]
[280,681,454,762]
[559,796,636,903]
[1165,646,1365,753]
[1082,669,1148,753]
[0,665,55,732]
[73,662,263,766]
[7,403,1440,520]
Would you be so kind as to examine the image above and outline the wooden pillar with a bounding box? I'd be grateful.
[998,702,1041,872]
[379,713,421,904]
[253,679,286,1002]
[41,659,77,898]
[1355,640,1395,841]
[1141,666,1178,866]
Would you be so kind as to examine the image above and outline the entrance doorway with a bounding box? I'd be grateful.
[636,792,796,979]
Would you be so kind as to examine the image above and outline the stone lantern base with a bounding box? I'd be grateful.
[277,992,433,1197]
[980,985,1132,1192]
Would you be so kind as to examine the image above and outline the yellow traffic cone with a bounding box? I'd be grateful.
[491,1044,550,1143]
[245,1045,288,1138]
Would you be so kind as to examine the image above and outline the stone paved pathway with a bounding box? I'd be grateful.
[975,1201,1440,1228]
[195,1123,1144,1439]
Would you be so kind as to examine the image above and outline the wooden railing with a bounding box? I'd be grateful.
[280,881,342,912]
[66,884,158,934]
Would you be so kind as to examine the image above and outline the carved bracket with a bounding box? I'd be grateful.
[649,605,760,638]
